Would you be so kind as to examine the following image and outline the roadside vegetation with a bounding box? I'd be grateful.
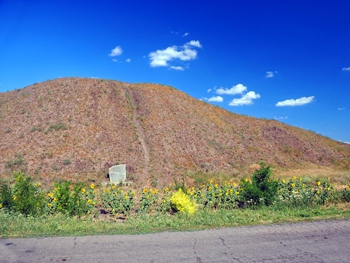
[1,162,350,238]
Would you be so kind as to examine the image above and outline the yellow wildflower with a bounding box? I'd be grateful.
[124,195,129,200]
[233,182,237,187]
[0,204,3,209]
[292,176,297,181]
[48,192,53,198]
[328,177,331,181]
[215,184,219,188]
[47,203,52,207]
[317,190,320,194]
[299,177,302,181]
[236,191,239,195]
[81,188,86,194]
[317,181,321,186]
[53,198,57,202]
[292,183,295,187]
[87,199,92,204]
[165,187,169,192]
[282,180,286,184]
[245,178,249,183]
[147,195,150,199]
[143,188,148,193]
[112,185,116,189]
[13,196,17,201]
[90,183,95,189]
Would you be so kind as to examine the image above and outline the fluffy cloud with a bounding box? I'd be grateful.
[216,84,247,95]
[276,96,314,107]
[170,66,184,71]
[185,40,202,48]
[338,107,345,111]
[126,58,131,62]
[342,67,350,71]
[182,32,189,37]
[149,40,202,68]
[274,116,288,120]
[229,91,260,106]
[208,96,223,102]
[109,46,123,57]
[265,71,278,78]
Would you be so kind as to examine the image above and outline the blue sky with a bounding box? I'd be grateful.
[1,0,349,142]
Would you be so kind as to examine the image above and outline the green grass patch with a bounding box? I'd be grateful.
[1,203,349,238]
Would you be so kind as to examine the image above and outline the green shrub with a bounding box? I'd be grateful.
[138,188,159,213]
[0,183,14,211]
[170,188,198,215]
[47,181,95,217]
[100,185,135,215]
[12,172,45,216]
[239,162,278,207]
[341,186,350,202]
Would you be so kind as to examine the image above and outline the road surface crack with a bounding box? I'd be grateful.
[193,237,202,263]
[219,236,243,263]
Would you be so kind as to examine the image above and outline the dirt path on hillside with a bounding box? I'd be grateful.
[126,88,150,180]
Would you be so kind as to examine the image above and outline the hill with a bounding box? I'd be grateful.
[1,78,349,186]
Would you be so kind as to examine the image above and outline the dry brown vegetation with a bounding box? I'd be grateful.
[1,77,349,187]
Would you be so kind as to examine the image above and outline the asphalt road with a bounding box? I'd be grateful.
[1,219,350,263]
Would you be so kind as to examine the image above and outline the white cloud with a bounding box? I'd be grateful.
[265,71,278,78]
[207,88,212,93]
[109,46,123,57]
[182,32,189,37]
[112,59,118,62]
[186,40,202,48]
[338,107,345,110]
[342,67,350,71]
[265,71,274,78]
[208,96,223,102]
[229,91,260,106]
[170,66,184,71]
[216,84,247,95]
[274,116,288,120]
[126,58,131,62]
[276,96,314,107]
[149,40,202,68]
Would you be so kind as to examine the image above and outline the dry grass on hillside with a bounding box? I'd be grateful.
[1,77,349,187]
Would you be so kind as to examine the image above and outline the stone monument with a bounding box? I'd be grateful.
[109,164,126,183]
